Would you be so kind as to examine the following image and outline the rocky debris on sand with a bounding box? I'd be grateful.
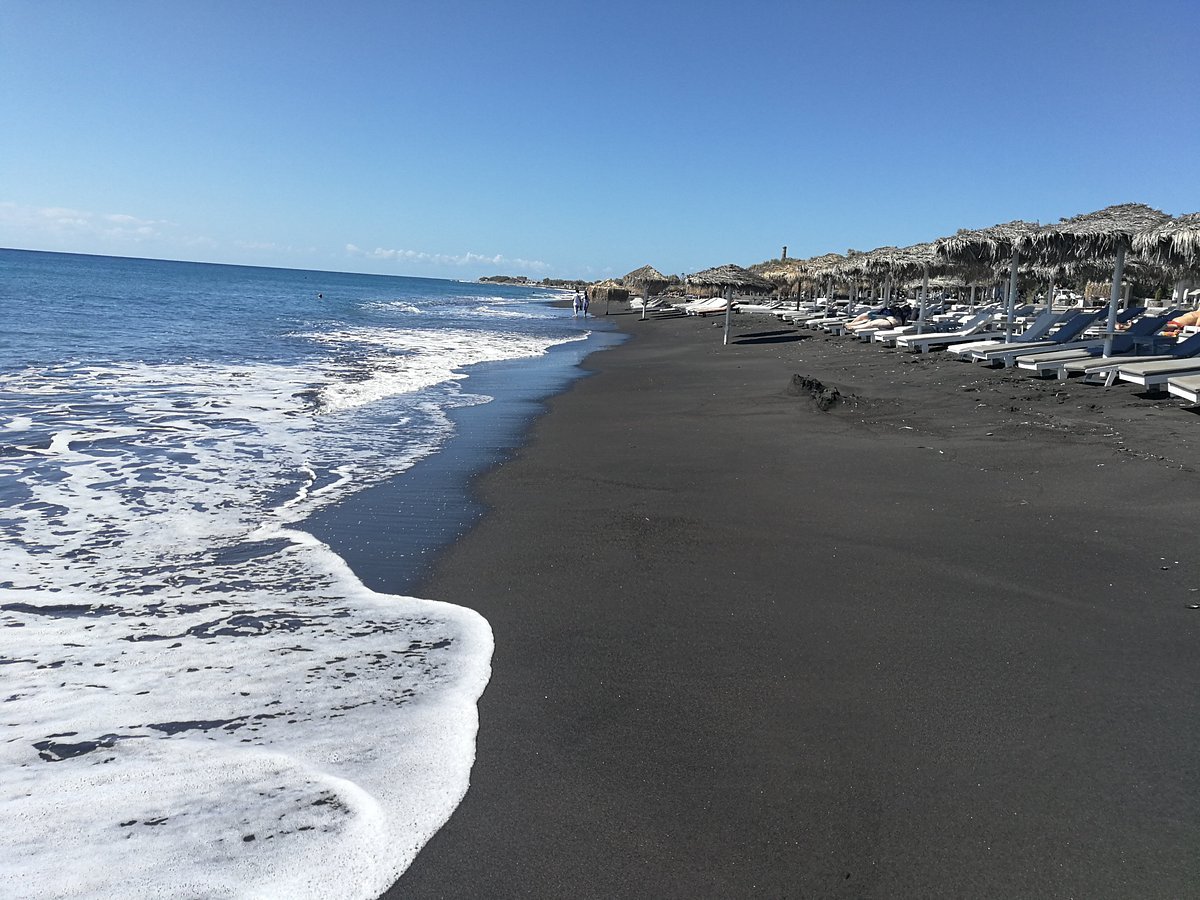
[788,374,853,411]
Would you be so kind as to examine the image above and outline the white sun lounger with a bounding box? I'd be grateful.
[892,310,1004,353]
[1079,332,1200,385]
[1014,313,1177,378]
[1115,358,1200,391]
[1166,373,1200,404]
[969,312,1105,366]
[947,308,1071,359]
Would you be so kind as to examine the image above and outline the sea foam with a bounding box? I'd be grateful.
[0,317,581,895]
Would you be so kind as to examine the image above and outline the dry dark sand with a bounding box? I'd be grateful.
[388,309,1200,898]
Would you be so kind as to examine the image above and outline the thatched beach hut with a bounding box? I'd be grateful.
[622,264,670,299]
[586,279,629,306]
[685,264,773,298]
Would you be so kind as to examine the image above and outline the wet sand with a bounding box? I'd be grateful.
[387,307,1200,898]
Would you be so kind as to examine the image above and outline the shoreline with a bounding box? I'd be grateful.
[306,318,621,596]
[388,308,1200,896]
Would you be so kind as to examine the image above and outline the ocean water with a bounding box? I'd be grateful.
[0,250,618,897]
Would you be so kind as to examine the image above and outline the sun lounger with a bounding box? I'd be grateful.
[892,310,1005,353]
[1078,332,1200,384]
[1014,313,1177,378]
[682,298,728,316]
[861,323,915,342]
[1115,358,1200,391]
[968,311,1109,366]
[947,308,1075,359]
[1166,373,1200,404]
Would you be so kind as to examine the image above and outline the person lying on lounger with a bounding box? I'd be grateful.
[846,304,911,331]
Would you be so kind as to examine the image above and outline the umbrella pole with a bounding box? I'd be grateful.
[1103,244,1126,356]
[917,263,929,334]
[1005,254,1020,343]
[1045,279,1054,312]
[969,284,977,312]
[723,287,732,346]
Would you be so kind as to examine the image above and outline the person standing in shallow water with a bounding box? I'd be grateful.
[581,291,590,317]
[573,292,582,317]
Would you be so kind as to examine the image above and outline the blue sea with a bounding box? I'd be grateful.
[0,249,619,897]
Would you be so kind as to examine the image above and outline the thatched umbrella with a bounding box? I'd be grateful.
[1022,203,1169,354]
[934,220,1042,341]
[1132,212,1200,269]
[1132,213,1200,303]
[622,265,669,320]
[685,264,773,298]
[796,252,845,303]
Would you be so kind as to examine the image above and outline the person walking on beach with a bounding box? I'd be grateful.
[581,291,590,317]
[573,292,583,317]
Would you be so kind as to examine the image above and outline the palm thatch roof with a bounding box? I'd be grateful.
[622,264,670,295]
[891,241,938,278]
[933,220,1041,266]
[1023,202,1168,261]
[587,279,629,302]
[686,264,773,293]
[1132,212,1200,272]
[859,246,905,276]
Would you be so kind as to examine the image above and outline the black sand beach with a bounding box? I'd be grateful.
[388,309,1200,898]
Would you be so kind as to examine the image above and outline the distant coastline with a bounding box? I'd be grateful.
[478,274,587,290]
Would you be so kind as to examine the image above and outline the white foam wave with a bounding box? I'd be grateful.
[304,326,586,413]
[362,300,422,314]
[0,296,599,895]
[1,530,492,898]
[0,353,508,896]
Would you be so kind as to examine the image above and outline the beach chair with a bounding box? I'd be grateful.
[1114,357,1200,392]
[1014,312,1177,379]
[968,310,1111,367]
[1078,331,1200,384]
[947,308,1074,359]
[1166,373,1200,404]
[892,309,1005,353]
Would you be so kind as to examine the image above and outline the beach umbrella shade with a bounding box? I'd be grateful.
[934,220,1042,341]
[622,265,670,319]
[1132,212,1200,301]
[887,242,939,331]
[1022,203,1170,354]
[685,264,774,298]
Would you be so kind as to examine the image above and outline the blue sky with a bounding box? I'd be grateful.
[2,0,1197,280]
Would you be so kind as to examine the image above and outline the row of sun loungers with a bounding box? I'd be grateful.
[754,296,1200,404]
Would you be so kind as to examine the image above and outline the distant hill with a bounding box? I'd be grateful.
[747,257,805,281]
[479,275,531,284]
[480,275,589,289]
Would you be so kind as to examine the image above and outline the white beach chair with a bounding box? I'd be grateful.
[947,308,1069,359]
[1076,331,1200,384]
[1114,357,1200,391]
[1014,313,1177,378]
[1166,373,1200,404]
[892,309,1004,353]
[968,311,1108,367]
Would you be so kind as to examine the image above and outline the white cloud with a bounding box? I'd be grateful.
[345,242,550,274]
[0,201,170,243]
